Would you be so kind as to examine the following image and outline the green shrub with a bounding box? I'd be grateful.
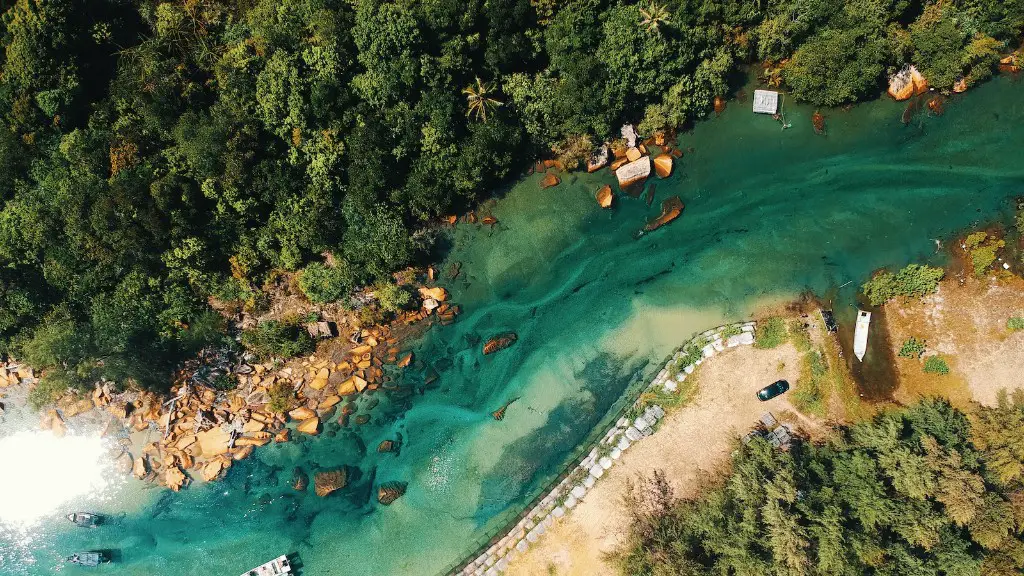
[754,317,787,349]
[241,319,314,361]
[374,281,412,313]
[862,264,944,306]
[898,337,927,359]
[924,356,950,375]
[209,373,237,391]
[298,262,355,304]
[27,373,72,409]
[266,380,294,414]
[1008,317,1024,331]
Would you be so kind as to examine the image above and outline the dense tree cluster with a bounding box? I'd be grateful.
[616,396,1024,576]
[0,0,1021,400]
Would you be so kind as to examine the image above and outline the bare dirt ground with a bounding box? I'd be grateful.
[885,274,1024,407]
[506,341,815,576]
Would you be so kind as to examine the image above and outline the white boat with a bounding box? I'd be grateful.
[854,310,871,361]
[241,555,292,576]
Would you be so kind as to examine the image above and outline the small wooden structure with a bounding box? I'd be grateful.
[752,90,779,114]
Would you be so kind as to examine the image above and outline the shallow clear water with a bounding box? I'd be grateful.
[3,78,1023,576]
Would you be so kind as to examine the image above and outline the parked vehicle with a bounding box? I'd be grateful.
[757,379,790,401]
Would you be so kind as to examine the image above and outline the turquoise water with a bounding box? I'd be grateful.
[3,77,1023,575]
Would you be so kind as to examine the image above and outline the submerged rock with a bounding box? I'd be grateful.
[314,468,348,497]
[596,184,613,208]
[132,456,149,479]
[378,481,407,505]
[540,173,560,189]
[377,439,396,453]
[483,333,518,355]
[639,197,684,236]
[653,154,672,178]
[292,467,309,491]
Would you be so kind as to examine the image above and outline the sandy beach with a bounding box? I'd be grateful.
[507,341,811,576]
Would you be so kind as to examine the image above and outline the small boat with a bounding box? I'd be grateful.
[854,310,871,361]
[66,512,103,527]
[819,310,838,333]
[241,554,293,576]
[67,551,110,567]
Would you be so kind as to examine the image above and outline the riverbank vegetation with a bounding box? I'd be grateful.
[615,396,1024,576]
[1,0,1022,399]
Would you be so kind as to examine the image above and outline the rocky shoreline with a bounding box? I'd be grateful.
[0,283,459,498]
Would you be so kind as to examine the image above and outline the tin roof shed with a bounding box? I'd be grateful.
[752,90,779,114]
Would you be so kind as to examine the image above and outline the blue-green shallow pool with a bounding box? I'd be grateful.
[4,77,1023,576]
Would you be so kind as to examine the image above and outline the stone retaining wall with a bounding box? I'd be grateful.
[450,320,757,576]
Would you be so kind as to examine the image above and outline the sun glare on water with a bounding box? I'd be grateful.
[0,431,111,527]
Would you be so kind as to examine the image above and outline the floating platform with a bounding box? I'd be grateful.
[854,310,871,362]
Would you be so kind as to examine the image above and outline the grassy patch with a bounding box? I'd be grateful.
[721,325,743,339]
[673,337,708,372]
[1008,317,1024,331]
[792,348,828,416]
[898,336,927,359]
[754,316,787,349]
[638,370,698,415]
[924,356,950,375]
[965,232,1005,276]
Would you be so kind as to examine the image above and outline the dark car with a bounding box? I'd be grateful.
[757,380,790,401]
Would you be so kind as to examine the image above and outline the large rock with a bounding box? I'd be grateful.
[164,466,188,491]
[417,286,448,302]
[615,157,651,188]
[289,406,316,421]
[132,456,149,479]
[318,395,341,411]
[202,459,225,482]
[309,368,330,391]
[315,468,348,497]
[297,417,320,435]
[888,65,928,101]
[196,427,232,457]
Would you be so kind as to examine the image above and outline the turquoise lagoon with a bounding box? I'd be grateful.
[2,77,1023,575]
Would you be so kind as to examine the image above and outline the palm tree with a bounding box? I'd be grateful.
[639,2,670,34]
[462,77,502,123]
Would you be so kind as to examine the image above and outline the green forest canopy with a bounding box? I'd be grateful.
[0,0,1022,397]
[616,395,1024,576]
